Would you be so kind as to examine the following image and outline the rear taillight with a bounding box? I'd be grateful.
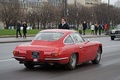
[13,51,19,55]
[51,53,59,57]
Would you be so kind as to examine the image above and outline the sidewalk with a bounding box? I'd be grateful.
[0,37,34,43]
[0,34,108,43]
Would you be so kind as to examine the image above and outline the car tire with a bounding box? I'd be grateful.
[24,62,34,68]
[111,36,115,40]
[92,47,101,64]
[66,54,77,70]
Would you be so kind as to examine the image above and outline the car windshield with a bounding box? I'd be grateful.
[115,25,120,29]
[34,32,64,41]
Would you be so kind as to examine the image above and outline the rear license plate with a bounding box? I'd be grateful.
[32,52,40,59]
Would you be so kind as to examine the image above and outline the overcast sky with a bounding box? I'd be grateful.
[102,0,118,5]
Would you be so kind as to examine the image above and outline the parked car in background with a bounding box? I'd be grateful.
[109,24,120,40]
[13,29,102,70]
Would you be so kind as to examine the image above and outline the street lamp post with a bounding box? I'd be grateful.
[107,0,110,35]
[108,0,110,23]
[63,0,67,17]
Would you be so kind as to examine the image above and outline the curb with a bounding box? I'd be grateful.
[0,35,109,43]
[82,35,109,38]
[0,40,32,44]
[0,35,35,38]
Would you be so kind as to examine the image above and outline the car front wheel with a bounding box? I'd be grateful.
[92,47,101,64]
[24,62,34,68]
[66,54,77,70]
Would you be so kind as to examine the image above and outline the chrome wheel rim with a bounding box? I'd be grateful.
[96,49,101,61]
[70,54,76,67]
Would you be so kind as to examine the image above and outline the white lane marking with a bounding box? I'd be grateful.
[103,44,120,49]
[0,58,14,62]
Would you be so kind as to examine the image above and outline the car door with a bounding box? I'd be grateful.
[63,35,78,57]
[79,42,94,62]
[71,33,93,63]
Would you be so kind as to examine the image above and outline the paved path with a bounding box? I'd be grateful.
[0,34,108,43]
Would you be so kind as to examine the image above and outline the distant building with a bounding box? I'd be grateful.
[19,0,48,15]
[67,0,85,5]
[19,0,48,8]
[47,0,63,7]
[85,0,101,7]
[115,0,120,8]
[47,0,101,7]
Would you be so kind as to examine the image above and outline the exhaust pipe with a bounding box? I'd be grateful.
[19,61,24,64]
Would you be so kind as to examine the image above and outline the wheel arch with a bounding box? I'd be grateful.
[71,52,79,64]
[99,45,102,54]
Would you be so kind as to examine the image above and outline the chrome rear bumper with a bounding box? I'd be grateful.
[13,56,25,59]
[45,57,68,61]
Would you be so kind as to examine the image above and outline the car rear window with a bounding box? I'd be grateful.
[34,32,64,41]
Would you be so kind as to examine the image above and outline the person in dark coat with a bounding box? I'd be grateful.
[99,24,103,35]
[95,23,99,35]
[82,21,87,35]
[22,22,27,38]
[16,20,22,38]
[58,18,69,29]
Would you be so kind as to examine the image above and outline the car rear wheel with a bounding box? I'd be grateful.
[24,62,34,68]
[111,36,115,40]
[92,47,101,64]
[66,54,77,70]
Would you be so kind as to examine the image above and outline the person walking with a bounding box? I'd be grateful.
[82,21,87,35]
[78,23,83,35]
[58,18,69,29]
[91,23,95,35]
[16,20,22,38]
[95,23,99,35]
[104,23,109,35]
[99,24,103,35]
[22,22,27,38]
[101,24,105,34]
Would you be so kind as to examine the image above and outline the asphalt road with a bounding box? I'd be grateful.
[0,37,120,80]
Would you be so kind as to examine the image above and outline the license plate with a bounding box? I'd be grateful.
[32,52,40,59]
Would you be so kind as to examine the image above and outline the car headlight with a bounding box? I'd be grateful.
[13,51,19,55]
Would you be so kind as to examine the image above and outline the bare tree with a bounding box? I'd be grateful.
[0,0,20,29]
[39,3,59,29]
[1,0,119,29]
[93,3,120,26]
[67,4,93,28]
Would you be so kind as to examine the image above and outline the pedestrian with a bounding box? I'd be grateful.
[95,23,98,35]
[78,23,83,35]
[104,23,109,34]
[82,21,87,35]
[16,20,22,38]
[101,24,105,34]
[58,18,69,29]
[99,24,103,35]
[22,22,27,38]
[91,23,95,35]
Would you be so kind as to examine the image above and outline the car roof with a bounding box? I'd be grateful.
[40,29,77,34]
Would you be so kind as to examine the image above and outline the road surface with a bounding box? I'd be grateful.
[0,37,120,80]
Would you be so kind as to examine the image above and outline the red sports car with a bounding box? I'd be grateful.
[13,29,102,70]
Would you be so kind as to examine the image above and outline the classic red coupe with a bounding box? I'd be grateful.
[13,29,102,70]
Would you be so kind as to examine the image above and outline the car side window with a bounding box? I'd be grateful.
[71,33,84,43]
[64,35,74,44]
